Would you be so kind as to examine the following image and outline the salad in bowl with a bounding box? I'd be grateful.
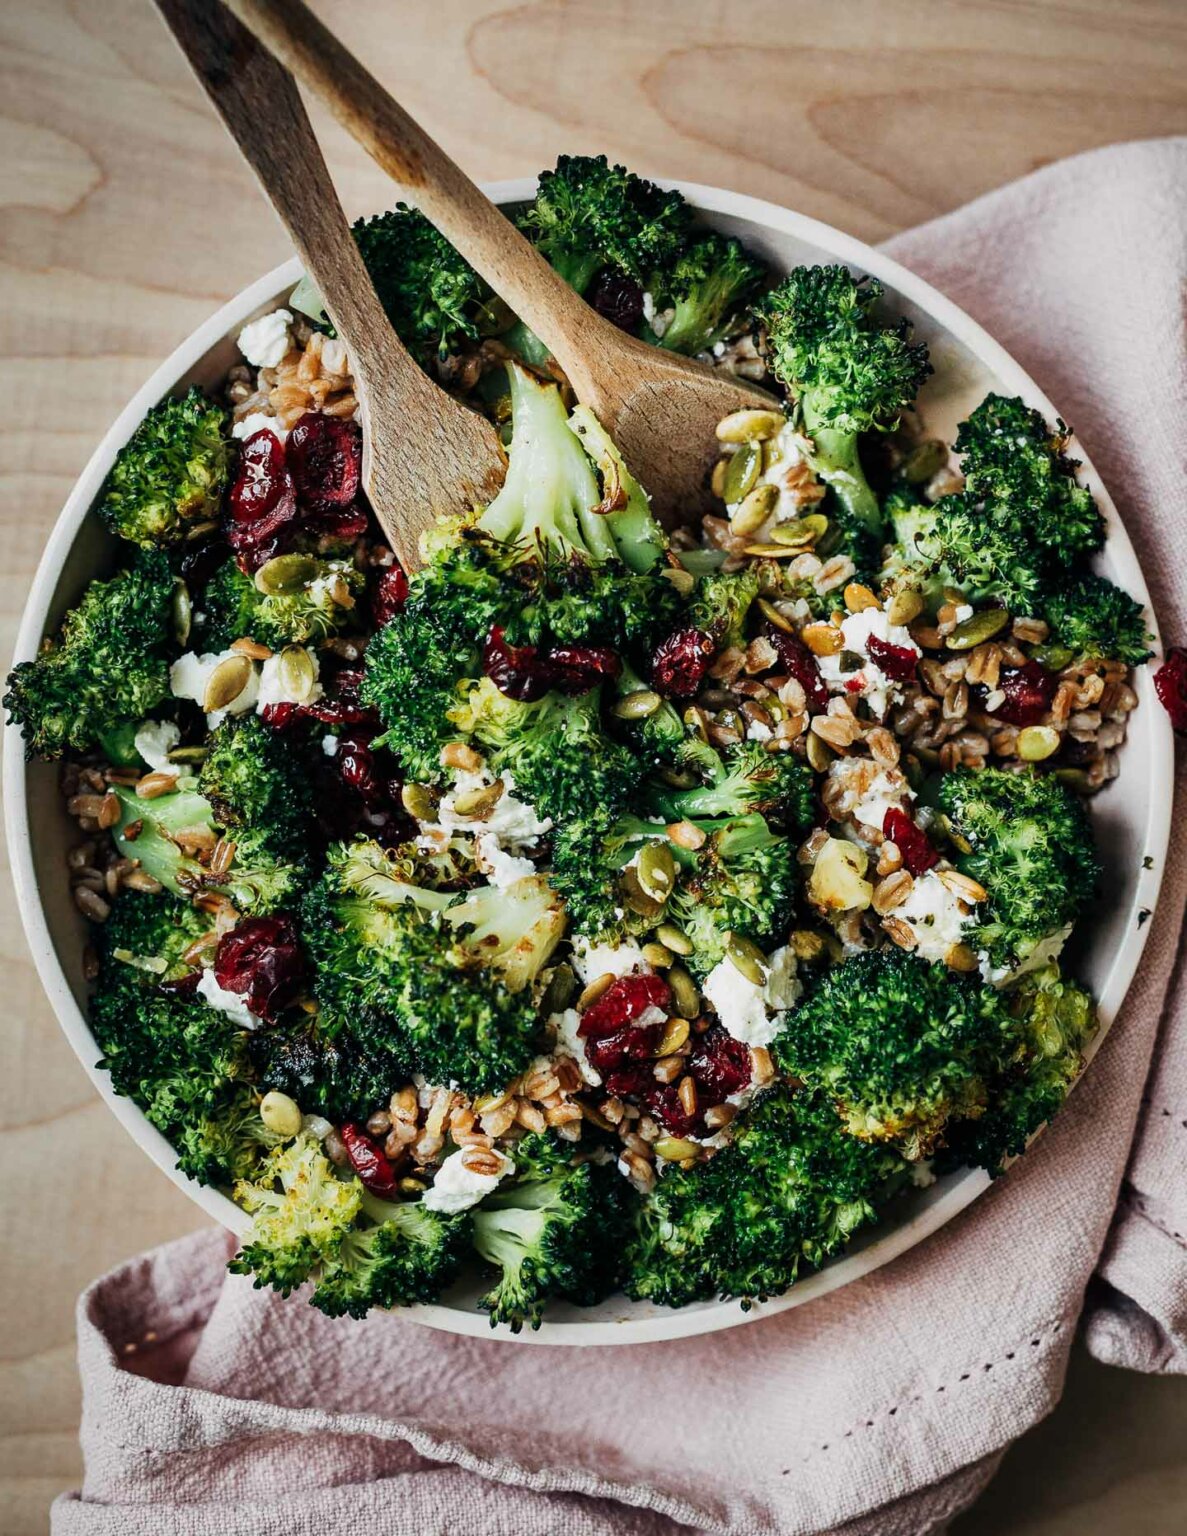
[4,158,1167,1335]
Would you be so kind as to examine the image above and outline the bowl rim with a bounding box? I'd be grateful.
[5,176,1172,1346]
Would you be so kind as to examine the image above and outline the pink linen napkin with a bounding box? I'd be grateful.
[52,137,1187,1536]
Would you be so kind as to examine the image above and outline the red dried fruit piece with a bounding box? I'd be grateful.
[371,562,409,626]
[866,633,920,682]
[213,915,306,1023]
[645,1081,698,1137]
[1154,647,1187,733]
[588,269,644,332]
[483,626,552,702]
[585,1019,663,1075]
[339,1123,397,1197]
[882,806,940,877]
[766,627,830,713]
[303,667,373,726]
[602,1063,653,1097]
[226,429,298,563]
[308,500,370,547]
[688,1026,751,1101]
[286,412,362,509]
[994,661,1058,726]
[546,644,622,694]
[577,972,672,1039]
[652,628,716,699]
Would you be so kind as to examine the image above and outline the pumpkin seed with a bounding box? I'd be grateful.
[725,931,767,986]
[729,482,778,535]
[769,512,829,547]
[683,706,709,743]
[902,438,949,485]
[1030,642,1075,671]
[668,965,701,1019]
[400,782,439,822]
[202,654,253,714]
[612,689,661,720]
[641,941,674,969]
[946,608,1010,650]
[756,597,793,633]
[452,779,505,818]
[620,864,664,919]
[541,962,576,1014]
[636,842,676,903]
[711,457,729,499]
[277,644,317,701]
[1017,724,1060,762]
[661,565,696,597]
[655,922,693,955]
[259,1091,303,1138]
[886,588,925,626]
[944,942,981,974]
[167,745,209,764]
[171,580,192,647]
[721,440,761,502]
[655,1016,690,1056]
[255,552,320,596]
[716,408,785,444]
[655,1136,701,1163]
[805,731,833,772]
[844,582,879,613]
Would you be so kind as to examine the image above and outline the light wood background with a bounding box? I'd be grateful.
[2,1,1186,1530]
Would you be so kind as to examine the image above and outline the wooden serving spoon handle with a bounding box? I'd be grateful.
[155,0,503,569]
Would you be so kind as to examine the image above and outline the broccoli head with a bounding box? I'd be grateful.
[311,1190,471,1318]
[882,485,1047,614]
[667,813,798,977]
[648,738,815,832]
[361,602,478,782]
[198,713,314,862]
[98,387,231,547]
[689,567,762,650]
[1041,570,1152,668]
[247,1018,410,1126]
[472,1133,631,1331]
[935,768,1100,975]
[197,556,364,650]
[647,232,768,356]
[5,550,176,758]
[229,1135,364,1295]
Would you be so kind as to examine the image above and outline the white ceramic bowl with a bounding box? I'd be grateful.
[5,180,1172,1345]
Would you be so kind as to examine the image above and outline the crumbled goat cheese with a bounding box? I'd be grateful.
[570,938,652,986]
[641,290,656,324]
[744,421,816,531]
[475,832,536,889]
[133,718,180,773]
[826,759,914,834]
[434,766,551,851]
[817,608,921,718]
[895,871,972,962]
[422,1148,514,1214]
[237,308,293,369]
[170,650,260,728]
[953,604,974,623]
[745,718,774,742]
[702,945,800,1046]
[231,411,286,443]
[551,1007,601,1086]
[196,968,261,1030]
[320,336,348,375]
[321,734,339,757]
[257,647,324,711]
[978,923,1072,987]
[910,1159,937,1188]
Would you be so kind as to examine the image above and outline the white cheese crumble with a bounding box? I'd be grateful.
[133,719,180,773]
[702,945,800,1047]
[231,411,286,443]
[570,938,652,986]
[978,923,1072,987]
[817,608,921,718]
[196,968,261,1030]
[954,604,974,623]
[550,1007,601,1086]
[743,420,817,531]
[237,308,293,369]
[745,718,774,743]
[170,650,260,728]
[826,759,914,835]
[321,734,339,758]
[257,648,324,711]
[895,871,972,962]
[434,767,551,851]
[422,1148,514,1214]
[475,832,536,889]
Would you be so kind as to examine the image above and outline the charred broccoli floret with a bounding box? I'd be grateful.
[648,738,815,832]
[646,232,767,356]
[198,713,314,863]
[98,387,230,547]
[311,1191,470,1318]
[1041,570,1152,668]
[197,557,364,650]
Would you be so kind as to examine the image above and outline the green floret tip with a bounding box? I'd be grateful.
[230,1135,364,1295]
[197,557,365,650]
[777,950,1019,1160]
[935,767,1100,976]
[690,567,762,650]
[361,604,479,782]
[198,712,315,862]
[98,387,231,547]
[666,812,797,977]
[4,549,176,758]
[646,232,768,356]
[1041,570,1152,668]
[473,1133,631,1332]
[648,737,816,833]
[311,1190,471,1318]
[882,485,1047,614]
[247,1018,412,1126]
[756,266,932,540]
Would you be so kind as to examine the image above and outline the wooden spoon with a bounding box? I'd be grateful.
[155,0,505,571]
[222,0,773,521]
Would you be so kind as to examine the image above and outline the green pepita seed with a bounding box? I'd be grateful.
[946,608,1010,650]
[725,931,767,986]
[886,588,925,626]
[167,745,209,764]
[661,565,696,597]
[683,706,709,743]
[1052,767,1091,792]
[668,965,701,1019]
[112,948,167,974]
[770,511,828,547]
[641,942,674,969]
[171,580,192,647]
[805,731,833,772]
[655,1136,701,1162]
[721,440,761,503]
[729,482,779,536]
[902,439,949,485]
[203,654,253,714]
[1031,642,1075,672]
[619,864,664,920]
[711,457,729,500]
[541,962,576,1014]
[277,644,316,702]
[655,922,693,956]
[838,649,865,673]
[452,779,505,818]
[259,1090,303,1138]
[612,689,662,720]
[255,553,320,596]
[1017,724,1060,762]
[716,408,786,444]
[636,842,676,903]
[757,597,794,633]
[400,782,439,822]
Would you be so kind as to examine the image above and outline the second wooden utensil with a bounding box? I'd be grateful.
[155,0,505,572]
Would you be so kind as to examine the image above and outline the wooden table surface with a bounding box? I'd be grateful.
[2,1,1186,1530]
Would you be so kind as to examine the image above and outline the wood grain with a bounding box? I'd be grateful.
[1,2,1185,1531]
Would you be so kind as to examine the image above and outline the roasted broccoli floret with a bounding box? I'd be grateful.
[776,950,1018,1159]
[247,1019,411,1126]
[361,604,478,782]
[198,713,314,862]
[197,557,364,650]
[648,738,815,831]
[4,550,175,758]
[757,266,931,540]
[646,232,767,356]
[1041,570,1152,667]
[690,567,762,650]
[882,485,1047,613]
[98,387,230,547]
[548,808,662,942]
[229,1135,364,1295]
[311,1191,470,1318]
[472,1133,630,1331]
[611,658,686,764]
[667,813,798,976]
[935,768,1099,975]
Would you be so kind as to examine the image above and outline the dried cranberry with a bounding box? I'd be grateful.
[286,412,362,509]
[646,1081,699,1138]
[177,535,232,592]
[1154,647,1187,734]
[546,644,622,693]
[866,633,920,683]
[589,269,644,332]
[308,501,370,547]
[993,661,1058,727]
[483,627,552,702]
[314,725,409,845]
[213,915,306,1023]
[577,972,672,1038]
[883,807,940,876]
[602,1063,654,1097]
[585,1019,664,1074]
[688,1027,751,1101]
[226,429,298,564]
[303,667,373,726]
[339,1123,397,1197]
[767,628,830,713]
[371,562,410,626]
[652,628,716,699]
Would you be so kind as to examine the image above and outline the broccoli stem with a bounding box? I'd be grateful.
[802,412,883,540]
